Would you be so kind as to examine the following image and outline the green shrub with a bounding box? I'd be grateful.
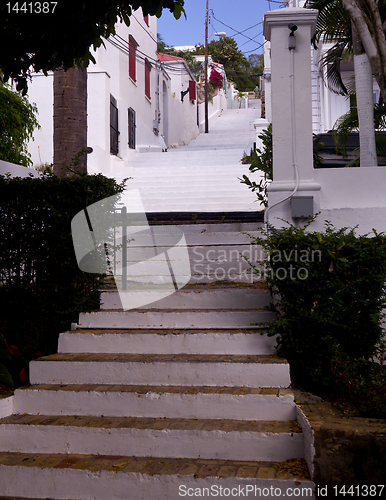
[0,171,126,387]
[239,125,324,206]
[239,124,272,208]
[248,220,386,397]
[333,357,386,419]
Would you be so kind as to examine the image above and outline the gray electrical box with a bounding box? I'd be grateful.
[291,196,314,219]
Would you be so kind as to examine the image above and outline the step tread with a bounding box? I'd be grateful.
[0,452,311,481]
[84,308,270,313]
[33,353,287,364]
[0,415,302,434]
[65,328,266,335]
[18,384,293,396]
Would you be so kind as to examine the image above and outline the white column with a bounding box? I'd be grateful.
[263,7,320,227]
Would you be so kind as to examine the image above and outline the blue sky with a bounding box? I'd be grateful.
[157,0,289,56]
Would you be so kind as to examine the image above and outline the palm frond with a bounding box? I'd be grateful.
[333,108,359,157]
[332,103,386,165]
[305,0,352,48]
[319,41,350,95]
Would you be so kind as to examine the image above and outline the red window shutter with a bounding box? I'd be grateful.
[144,15,149,26]
[189,80,196,101]
[145,61,151,99]
[129,37,136,82]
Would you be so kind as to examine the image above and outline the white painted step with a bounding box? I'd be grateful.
[0,415,304,462]
[100,286,270,310]
[29,354,291,388]
[0,453,314,500]
[14,385,296,421]
[58,329,277,355]
[77,309,275,329]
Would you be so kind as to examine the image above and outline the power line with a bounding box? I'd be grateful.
[210,10,263,45]
[107,35,199,77]
[130,13,158,44]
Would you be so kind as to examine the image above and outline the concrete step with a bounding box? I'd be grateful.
[105,196,261,213]
[58,328,277,355]
[29,354,291,388]
[0,452,314,499]
[14,385,296,421]
[77,309,275,329]
[100,285,270,310]
[0,414,304,462]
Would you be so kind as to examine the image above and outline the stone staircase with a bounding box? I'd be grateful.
[106,108,264,213]
[0,223,314,499]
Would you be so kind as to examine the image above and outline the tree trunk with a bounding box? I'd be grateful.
[352,23,378,167]
[53,67,87,177]
[342,0,386,104]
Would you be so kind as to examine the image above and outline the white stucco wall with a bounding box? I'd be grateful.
[198,88,227,132]
[166,93,198,148]
[159,58,199,148]
[25,11,199,174]
[0,160,40,178]
[264,6,386,237]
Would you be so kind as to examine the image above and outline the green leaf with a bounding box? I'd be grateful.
[0,363,14,387]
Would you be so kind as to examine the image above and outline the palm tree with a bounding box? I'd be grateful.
[53,67,87,177]
[305,0,377,166]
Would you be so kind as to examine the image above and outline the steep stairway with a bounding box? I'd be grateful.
[106,108,264,213]
[0,223,314,499]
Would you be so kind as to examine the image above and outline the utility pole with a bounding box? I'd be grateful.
[204,0,209,133]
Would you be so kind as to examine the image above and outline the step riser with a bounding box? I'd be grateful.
[14,391,296,421]
[100,289,270,310]
[58,332,277,355]
[0,425,304,462]
[0,465,315,500]
[78,311,275,329]
[29,361,291,388]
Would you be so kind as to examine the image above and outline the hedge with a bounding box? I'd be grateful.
[0,171,126,387]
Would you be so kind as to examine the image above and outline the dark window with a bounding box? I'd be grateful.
[110,95,119,155]
[145,60,151,99]
[129,36,137,82]
[128,107,136,150]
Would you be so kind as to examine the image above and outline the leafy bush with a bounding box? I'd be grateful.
[248,220,386,399]
[209,69,223,88]
[0,83,40,167]
[240,125,325,206]
[0,171,126,387]
[239,124,272,207]
[333,356,386,419]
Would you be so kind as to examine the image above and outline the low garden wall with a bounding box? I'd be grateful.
[296,397,386,498]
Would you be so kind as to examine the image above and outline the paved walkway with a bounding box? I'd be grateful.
[107,107,264,213]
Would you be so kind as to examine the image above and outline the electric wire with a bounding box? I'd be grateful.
[210,10,263,45]
[130,13,158,44]
[113,32,197,74]
[107,35,201,78]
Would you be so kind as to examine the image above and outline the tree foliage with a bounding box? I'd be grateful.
[0,0,185,94]
[306,0,353,95]
[341,0,386,103]
[0,83,40,166]
[194,37,259,92]
[306,0,386,102]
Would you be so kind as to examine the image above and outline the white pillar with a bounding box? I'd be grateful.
[263,7,319,227]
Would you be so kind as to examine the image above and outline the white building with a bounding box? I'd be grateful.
[157,53,199,147]
[26,11,200,175]
[263,0,380,133]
